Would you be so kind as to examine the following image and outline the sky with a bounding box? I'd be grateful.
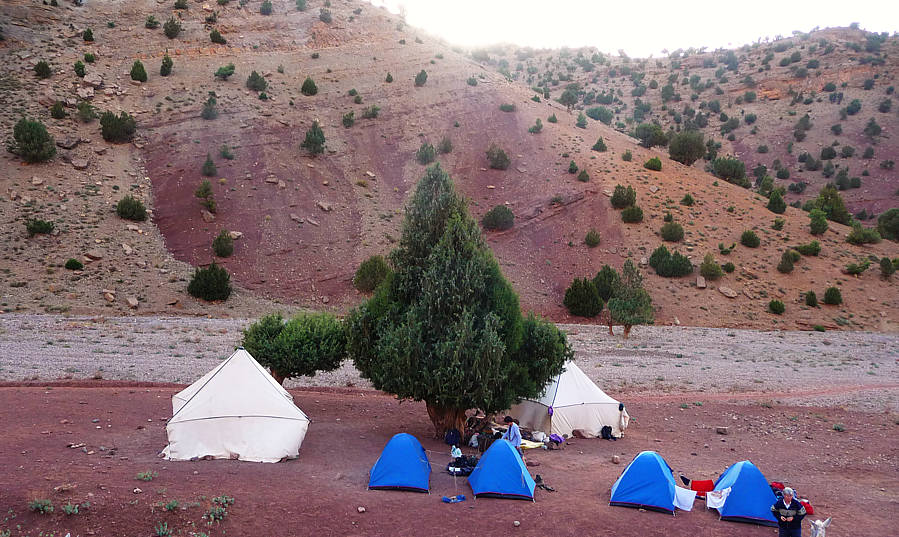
[369,0,899,58]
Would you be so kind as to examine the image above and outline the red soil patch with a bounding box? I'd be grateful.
[2,385,895,536]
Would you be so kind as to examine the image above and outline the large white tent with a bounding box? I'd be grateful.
[162,348,310,463]
[511,361,629,438]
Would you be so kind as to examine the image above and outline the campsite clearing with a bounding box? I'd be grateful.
[0,385,895,537]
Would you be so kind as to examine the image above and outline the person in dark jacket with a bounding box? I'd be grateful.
[771,487,807,537]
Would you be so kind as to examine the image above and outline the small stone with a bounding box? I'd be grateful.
[290,213,303,223]
[228,231,243,240]
[56,138,79,150]
[133,488,142,494]
[316,201,333,212]
[103,292,115,303]
[365,171,375,178]
[83,72,103,88]
[129,79,142,87]
[487,185,495,189]
[122,243,133,255]
[201,210,216,223]
[649,185,659,193]
[265,175,279,184]
[126,297,139,309]
[76,86,94,99]
[513,521,520,527]
[718,286,738,298]
[357,506,366,513]
[696,276,706,289]
[716,426,729,435]
[611,455,621,464]
[72,158,89,170]
[84,250,103,261]
[31,176,44,186]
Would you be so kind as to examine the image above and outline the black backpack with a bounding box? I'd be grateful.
[444,428,461,446]
[600,425,613,440]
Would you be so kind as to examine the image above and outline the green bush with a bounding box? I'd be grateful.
[584,229,601,247]
[26,218,55,237]
[660,221,684,242]
[174,0,188,8]
[499,103,516,112]
[160,54,173,76]
[437,137,453,154]
[246,71,267,91]
[34,60,52,79]
[621,205,644,223]
[823,286,842,305]
[547,113,558,123]
[76,101,97,123]
[301,121,325,155]
[82,28,94,41]
[644,157,662,171]
[100,111,136,143]
[319,8,332,23]
[163,16,182,38]
[83,52,95,63]
[414,69,428,87]
[649,245,693,277]
[65,258,84,271]
[201,95,218,119]
[795,240,820,256]
[711,156,749,187]
[50,101,67,119]
[722,262,735,273]
[214,63,235,79]
[187,263,231,301]
[611,185,637,208]
[12,118,56,163]
[699,253,723,280]
[767,191,787,214]
[210,28,226,44]
[145,15,160,29]
[776,251,794,273]
[73,60,85,77]
[130,60,147,82]
[740,230,760,248]
[880,257,896,278]
[342,111,355,128]
[585,106,613,124]
[634,123,667,147]
[592,265,619,302]
[482,205,514,231]
[564,278,603,317]
[361,105,380,119]
[260,0,272,14]
[301,76,318,96]
[385,72,393,82]
[805,291,818,307]
[809,209,829,235]
[201,154,217,177]
[212,230,234,257]
[416,143,436,165]
[846,223,880,245]
[29,499,54,514]
[668,130,705,165]
[577,169,590,182]
[528,118,543,134]
[195,179,216,213]
[845,260,870,275]
[116,195,148,221]
[681,194,694,206]
[877,208,899,240]
[575,112,587,128]
[353,255,390,292]
[568,160,578,174]
[486,144,510,170]
[621,150,632,161]
[768,299,785,314]
[592,137,607,152]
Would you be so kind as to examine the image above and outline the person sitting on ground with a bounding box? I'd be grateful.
[771,487,806,537]
[501,415,521,454]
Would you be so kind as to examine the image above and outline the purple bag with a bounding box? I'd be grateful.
[549,433,564,444]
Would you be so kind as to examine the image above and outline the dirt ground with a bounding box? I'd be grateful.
[0,385,896,537]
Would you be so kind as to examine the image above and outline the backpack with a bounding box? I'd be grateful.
[444,428,461,446]
[600,425,613,440]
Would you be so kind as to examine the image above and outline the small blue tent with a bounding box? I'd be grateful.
[712,460,777,526]
[368,433,431,492]
[609,451,676,514]
[468,439,536,500]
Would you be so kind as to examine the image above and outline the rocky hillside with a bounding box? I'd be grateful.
[0,0,897,330]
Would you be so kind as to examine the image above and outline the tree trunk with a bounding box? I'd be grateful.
[623,324,632,339]
[271,369,287,386]
[425,402,468,440]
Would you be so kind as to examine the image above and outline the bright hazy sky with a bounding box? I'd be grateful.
[369,0,899,58]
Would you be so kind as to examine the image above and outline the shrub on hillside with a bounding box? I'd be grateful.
[711,156,749,187]
[592,265,619,302]
[810,184,851,225]
[577,169,590,182]
[568,161,578,174]
[214,63,235,80]
[212,230,234,257]
[768,299,785,314]
[187,263,231,301]
[201,154,217,176]
[564,278,603,317]
[361,105,380,119]
[823,286,842,305]
[50,101,66,119]
[805,290,818,307]
[610,185,637,209]
[353,255,390,292]
[699,253,723,280]
[877,208,899,241]
[100,110,136,143]
[116,195,147,221]
[82,28,94,41]
[342,111,355,128]
[416,143,436,165]
[585,229,601,247]
[795,240,820,256]
[34,61,52,79]
[740,230,760,248]
[437,137,453,154]
[592,137,607,152]
[621,150,632,161]
[201,95,218,119]
[621,205,643,223]
[776,251,794,273]
[486,144,510,170]
[846,223,880,245]
[145,15,160,29]
[301,121,325,155]
[809,209,829,235]
[528,118,543,134]
[319,8,332,23]
[880,257,896,278]
[160,54,173,76]
[25,218,55,237]
[210,29,226,44]
[660,221,684,242]
[644,157,662,171]
[73,60,85,78]
[163,16,182,38]
[668,130,705,165]
[12,118,56,163]
[482,205,514,231]
[65,258,84,271]
[649,245,693,277]
[681,194,694,206]
[767,191,787,214]
[301,77,318,95]
[260,0,272,15]
[246,71,267,92]
[414,70,428,87]
[76,101,97,122]
[130,60,147,83]
[635,123,667,148]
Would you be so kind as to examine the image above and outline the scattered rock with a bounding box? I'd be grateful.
[316,201,332,212]
[612,455,621,464]
[649,185,659,193]
[265,175,279,184]
[103,292,115,303]
[126,224,140,232]
[201,210,216,223]
[718,286,738,298]
[743,288,757,300]
[83,72,103,88]
[306,217,320,226]
[716,426,729,435]
[129,79,142,87]
[513,521,520,527]
[289,213,303,223]
[228,231,243,240]
[639,257,648,267]
[365,171,376,178]
[697,276,706,289]
[76,86,94,99]
[31,176,44,186]
[121,243,133,255]
[357,506,366,513]
[84,250,103,261]
[56,138,79,150]
[126,297,139,309]
[71,158,89,170]
[525,460,540,467]
[133,488,142,494]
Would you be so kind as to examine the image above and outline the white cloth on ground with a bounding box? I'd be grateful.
[674,486,698,511]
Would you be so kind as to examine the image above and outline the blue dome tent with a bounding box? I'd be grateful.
[368,433,431,492]
[468,439,536,500]
[712,460,778,526]
[609,451,677,514]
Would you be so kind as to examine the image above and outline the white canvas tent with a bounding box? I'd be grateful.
[511,361,629,438]
[162,348,310,463]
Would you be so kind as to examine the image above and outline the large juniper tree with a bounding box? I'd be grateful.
[607,260,653,339]
[346,164,571,436]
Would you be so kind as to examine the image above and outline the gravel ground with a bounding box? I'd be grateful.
[1,314,896,411]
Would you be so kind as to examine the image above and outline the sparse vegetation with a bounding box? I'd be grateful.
[117,195,148,222]
[740,230,760,248]
[160,54,173,76]
[353,255,390,292]
[188,263,232,301]
[610,185,637,209]
[301,77,318,95]
[482,205,514,231]
[34,60,52,79]
[26,219,54,237]
[823,286,842,305]
[414,69,428,87]
[246,71,267,92]
[415,143,436,165]
[699,253,723,280]
[768,300,785,314]
[130,60,147,83]
[621,205,644,223]
[644,157,662,171]
[564,278,603,317]
[649,245,693,277]
[585,229,601,248]
[301,121,326,155]
[660,222,684,242]
[214,63,235,80]
[201,154,217,177]
[668,130,705,165]
[486,144,510,170]
[12,118,56,163]
[163,16,182,39]
[212,230,234,257]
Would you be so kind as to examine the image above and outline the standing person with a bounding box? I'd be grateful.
[501,415,522,455]
[771,487,807,537]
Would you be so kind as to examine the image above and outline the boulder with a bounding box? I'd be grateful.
[289,213,303,223]
[718,286,738,298]
[76,87,94,99]
[84,250,103,261]
[228,231,243,240]
[697,276,706,289]
[83,72,103,88]
[611,455,621,464]
[126,296,139,309]
[56,138,79,150]
[316,201,333,212]
[716,426,729,435]
[201,210,216,223]
[71,158,89,170]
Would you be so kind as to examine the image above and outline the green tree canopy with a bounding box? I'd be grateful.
[635,123,668,148]
[668,130,705,165]
[242,313,346,385]
[811,184,851,225]
[346,164,571,436]
[607,260,653,338]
